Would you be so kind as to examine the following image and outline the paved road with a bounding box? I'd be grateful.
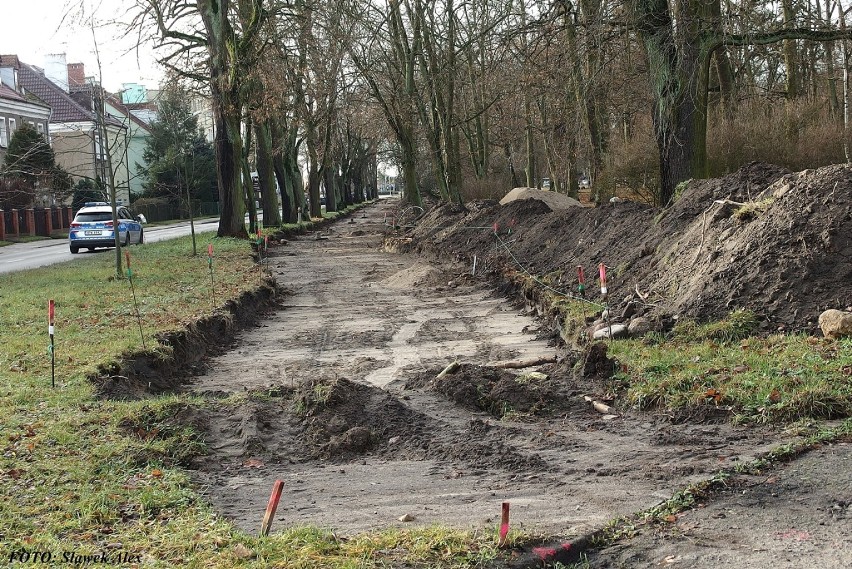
[0,218,219,274]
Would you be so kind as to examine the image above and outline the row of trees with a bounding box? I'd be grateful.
[128,0,852,237]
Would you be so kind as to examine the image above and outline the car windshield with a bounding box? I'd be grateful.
[76,212,113,222]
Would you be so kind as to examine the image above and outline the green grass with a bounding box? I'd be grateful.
[601,312,852,423]
[0,228,507,568]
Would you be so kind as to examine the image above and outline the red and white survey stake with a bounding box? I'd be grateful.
[48,299,56,388]
[498,502,510,547]
[599,262,608,296]
[260,479,284,537]
[48,299,55,336]
[577,265,586,297]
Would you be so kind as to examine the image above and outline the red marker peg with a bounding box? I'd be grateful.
[260,479,284,536]
[577,265,586,296]
[48,299,55,330]
[125,250,131,267]
[599,263,608,296]
[498,502,510,547]
[493,221,499,234]
[208,243,214,257]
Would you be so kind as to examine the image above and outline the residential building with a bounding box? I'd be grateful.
[0,56,51,169]
[121,82,161,126]
[104,93,153,199]
[190,95,215,143]
[3,53,132,205]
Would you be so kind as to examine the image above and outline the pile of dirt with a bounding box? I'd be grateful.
[406,363,580,419]
[193,377,550,472]
[499,187,583,210]
[401,162,852,334]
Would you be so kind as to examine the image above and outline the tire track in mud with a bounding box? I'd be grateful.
[185,200,788,538]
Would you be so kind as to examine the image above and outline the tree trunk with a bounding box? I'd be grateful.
[783,0,800,99]
[323,165,338,212]
[400,134,421,206]
[271,122,299,223]
[213,97,247,238]
[525,98,536,187]
[242,121,257,234]
[198,0,247,239]
[255,119,281,226]
[633,0,710,206]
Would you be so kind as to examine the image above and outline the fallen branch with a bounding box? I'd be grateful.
[712,198,748,207]
[492,355,557,369]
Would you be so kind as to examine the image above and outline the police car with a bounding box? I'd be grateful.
[69,202,145,254]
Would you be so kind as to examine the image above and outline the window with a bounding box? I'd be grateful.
[0,117,7,146]
[37,123,45,135]
[8,118,16,138]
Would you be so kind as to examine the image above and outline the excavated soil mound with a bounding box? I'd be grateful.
[192,377,550,472]
[499,187,583,210]
[403,162,852,333]
[406,363,580,419]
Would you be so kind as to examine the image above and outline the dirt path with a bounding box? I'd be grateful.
[587,439,851,568]
[185,200,792,544]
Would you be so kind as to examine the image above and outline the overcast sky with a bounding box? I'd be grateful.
[1,0,163,93]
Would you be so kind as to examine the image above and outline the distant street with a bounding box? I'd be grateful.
[0,218,219,274]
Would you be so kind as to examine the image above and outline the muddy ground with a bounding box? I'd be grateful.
[146,191,852,567]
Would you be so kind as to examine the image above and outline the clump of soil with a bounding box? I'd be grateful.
[582,343,616,379]
[194,376,550,472]
[407,364,575,419]
[402,162,852,334]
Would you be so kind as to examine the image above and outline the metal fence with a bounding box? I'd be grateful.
[0,207,73,240]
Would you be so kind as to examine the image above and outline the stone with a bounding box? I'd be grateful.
[593,323,628,339]
[398,513,416,522]
[628,317,652,338]
[818,309,852,339]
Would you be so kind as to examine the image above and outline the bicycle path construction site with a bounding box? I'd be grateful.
[176,193,849,568]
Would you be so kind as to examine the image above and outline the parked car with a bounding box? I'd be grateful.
[69,202,145,254]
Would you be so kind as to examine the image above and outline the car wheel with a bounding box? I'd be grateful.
[137,229,144,245]
[70,246,79,254]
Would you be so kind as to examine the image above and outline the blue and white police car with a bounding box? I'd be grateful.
[69,202,145,254]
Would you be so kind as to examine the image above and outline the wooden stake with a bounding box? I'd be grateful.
[498,502,510,547]
[260,480,284,537]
